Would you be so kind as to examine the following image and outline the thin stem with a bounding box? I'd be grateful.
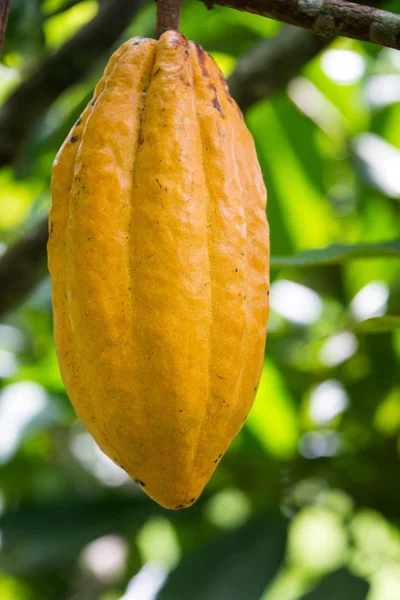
[156,0,181,38]
[0,0,11,55]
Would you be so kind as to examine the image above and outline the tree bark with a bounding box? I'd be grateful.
[206,0,400,50]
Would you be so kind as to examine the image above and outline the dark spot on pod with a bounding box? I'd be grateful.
[218,453,222,458]
[113,458,127,471]
[212,96,224,115]
[190,498,195,503]
[133,38,143,45]
[193,42,209,78]
[91,98,96,106]
[243,415,247,421]
[235,268,238,272]
[153,68,161,77]
[134,479,146,487]
[138,132,144,146]
[185,49,189,56]
[49,221,54,235]
[175,504,185,509]
[70,136,78,143]
[75,118,81,126]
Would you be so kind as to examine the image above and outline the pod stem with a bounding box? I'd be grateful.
[156,0,181,38]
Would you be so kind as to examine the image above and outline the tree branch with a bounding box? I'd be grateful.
[0,0,10,55]
[0,220,49,319]
[207,0,400,50]
[0,0,147,167]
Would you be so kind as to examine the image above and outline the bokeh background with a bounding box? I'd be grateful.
[0,1,400,599]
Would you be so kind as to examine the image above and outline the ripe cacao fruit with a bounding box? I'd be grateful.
[48,31,270,509]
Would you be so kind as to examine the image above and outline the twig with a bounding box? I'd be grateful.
[0,0,10,55]
[0,0,147,167]
[156,0,182,37]
[206,0,400,50]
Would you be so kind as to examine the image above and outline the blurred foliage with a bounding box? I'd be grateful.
[0,0,400,599]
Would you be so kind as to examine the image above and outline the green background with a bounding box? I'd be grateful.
[0,0,400,598]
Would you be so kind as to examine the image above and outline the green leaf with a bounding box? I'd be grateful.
[0,497,155,575]
[246,360,299,459]
[249,101,336,252]
[352,315,400,334]
[299,568,370,600]
[157,513,287,600]
[270,239,400,268]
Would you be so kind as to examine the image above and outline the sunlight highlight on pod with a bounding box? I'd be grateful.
[321,49,366,85]
[350,281,389,321]
[81,535,128,583]
[309,380,350,425]
[353,133,400,197]
[0,382,48,464]
[320,332,358,367]
[270,280,322,325]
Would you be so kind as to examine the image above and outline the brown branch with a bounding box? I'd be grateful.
[0,0,148,167]
[0,220,49,319]
[206,0,400,50]
[0,0,10,55]
[156,0,182,38]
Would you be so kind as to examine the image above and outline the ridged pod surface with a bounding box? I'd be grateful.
[48,31,270,509]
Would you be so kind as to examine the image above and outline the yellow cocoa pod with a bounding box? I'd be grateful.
[48,31,270,509]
